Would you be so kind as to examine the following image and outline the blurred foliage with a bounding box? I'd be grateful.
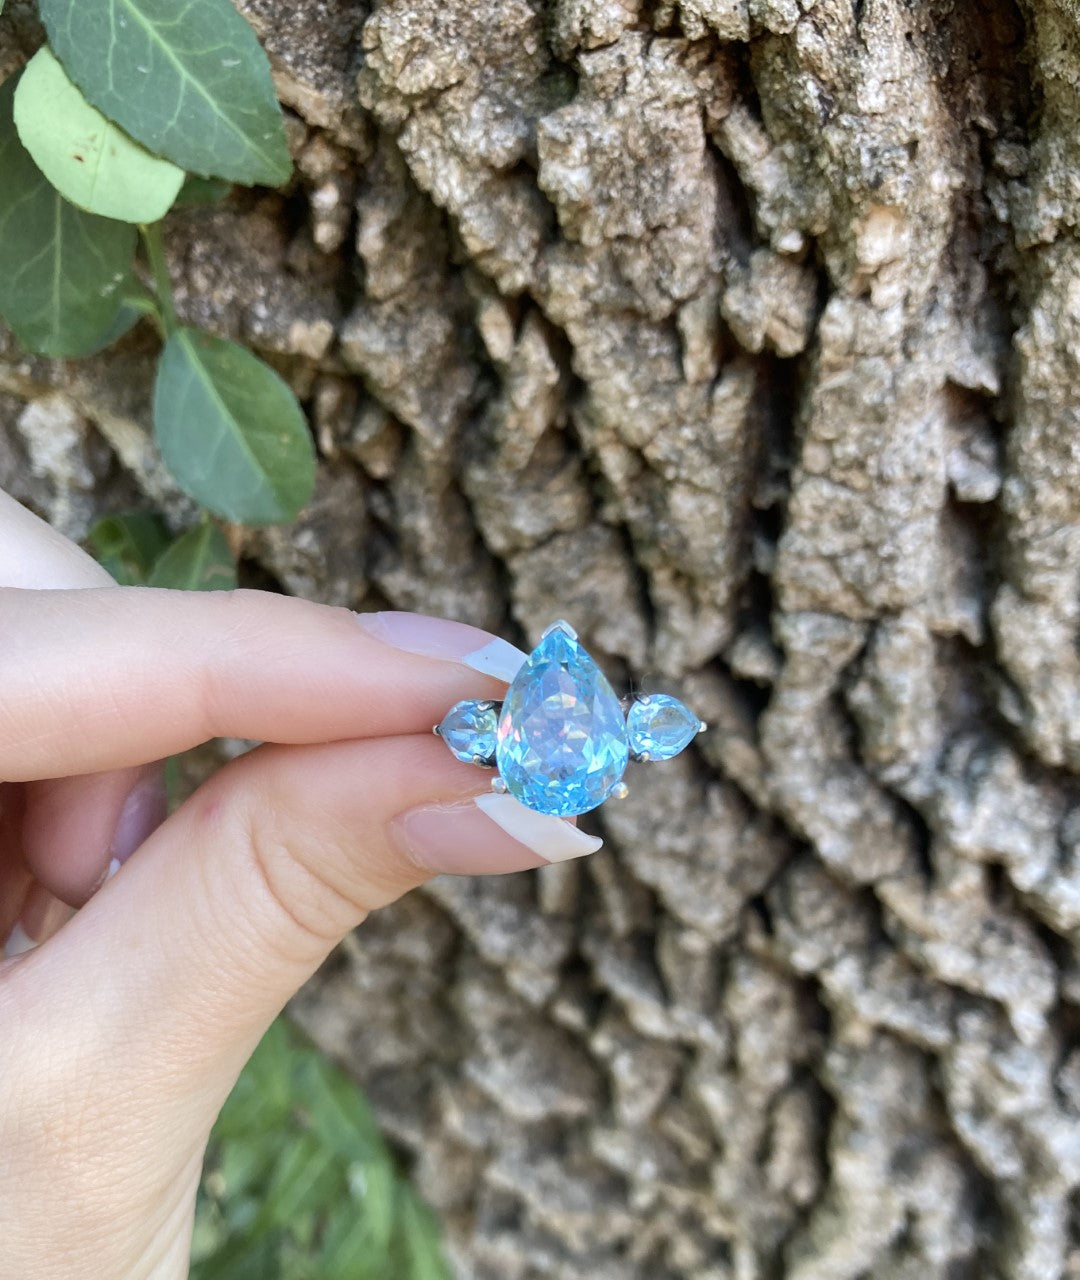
[85,511,172,584]
[192,1018,452,1280]
[85,511,237,590]
[2,0,314,523]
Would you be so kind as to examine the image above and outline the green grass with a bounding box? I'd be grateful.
[191,1018,452,1280]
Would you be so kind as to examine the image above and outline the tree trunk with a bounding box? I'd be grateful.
[3,0,1080,1276]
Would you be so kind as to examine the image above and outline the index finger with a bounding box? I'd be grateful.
[0,588,525,780]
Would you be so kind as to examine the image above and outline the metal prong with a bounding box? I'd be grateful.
[542,619,578,641]
[476,699,497,711]
[491,776,509,794]
[634,692,652,706]
[630,750,651,763]
[611,782,630,800]
[698,720,707,733]
[433,724,442,736]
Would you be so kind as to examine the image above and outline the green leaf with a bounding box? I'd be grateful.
[153,328,314,525]
[258,1134,339,1232]
[318,1210,373,1280]
[85,511,170,583]
[76,301,145,355]
[193,1233,281,1280]
[39,0,292,186]
[0,75,135,357]
[214,1137,286,1206]
[355,1156,398,1260]
[298,1056,384,1167]
[147,521,237,591]
[175,175,234,208]
[400,1195,452,1280]
[14,47,185,224]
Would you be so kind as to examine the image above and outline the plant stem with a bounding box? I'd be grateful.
[121,285,166,339]
[140,224,178,337]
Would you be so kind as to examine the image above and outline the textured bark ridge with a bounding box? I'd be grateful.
[3,0,1080,1275]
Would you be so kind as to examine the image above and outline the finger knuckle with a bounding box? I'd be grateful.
[232,778,369,955]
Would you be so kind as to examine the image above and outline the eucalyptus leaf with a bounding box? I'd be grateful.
[153,328,314,525]
[14,48,185,224]
[0,75,135,357]
[39,0,292,186]
[147,521,237,591]
[85,511,170,583]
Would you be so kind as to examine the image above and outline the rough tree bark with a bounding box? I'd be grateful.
[2,0,1080,1276]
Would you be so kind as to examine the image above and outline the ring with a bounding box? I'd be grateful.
[434,620,706,817]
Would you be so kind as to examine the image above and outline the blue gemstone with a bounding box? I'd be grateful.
[626,694,701,761]
[496,625,629,817]
[438,699,499,763]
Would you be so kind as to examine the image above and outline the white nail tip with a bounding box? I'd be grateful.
[462,637,528,684]
[3,923,36,960]
[473,792,602,863]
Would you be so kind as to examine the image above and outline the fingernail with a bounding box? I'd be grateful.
[3,923,36,960]
[3,885,72,959]
[393,791,602,876]
[111,770,167,865]
[356,611,526,684]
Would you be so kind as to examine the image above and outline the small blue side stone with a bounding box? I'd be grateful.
[438,699,499,763]
[627,694,701,761]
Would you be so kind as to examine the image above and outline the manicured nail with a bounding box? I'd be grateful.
[356,611,526,684]
[3,885,72,959]
[393,791,602,876]
[3,923,35,960]
[111,769,167,865]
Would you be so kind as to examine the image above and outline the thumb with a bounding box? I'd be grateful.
[0,731,599,1275]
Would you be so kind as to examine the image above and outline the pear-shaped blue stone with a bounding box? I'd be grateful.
[438,699,499,763]
[496,627,629,817]
[627,694,701,760]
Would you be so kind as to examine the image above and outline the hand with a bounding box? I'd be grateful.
[0,492,600,1280]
